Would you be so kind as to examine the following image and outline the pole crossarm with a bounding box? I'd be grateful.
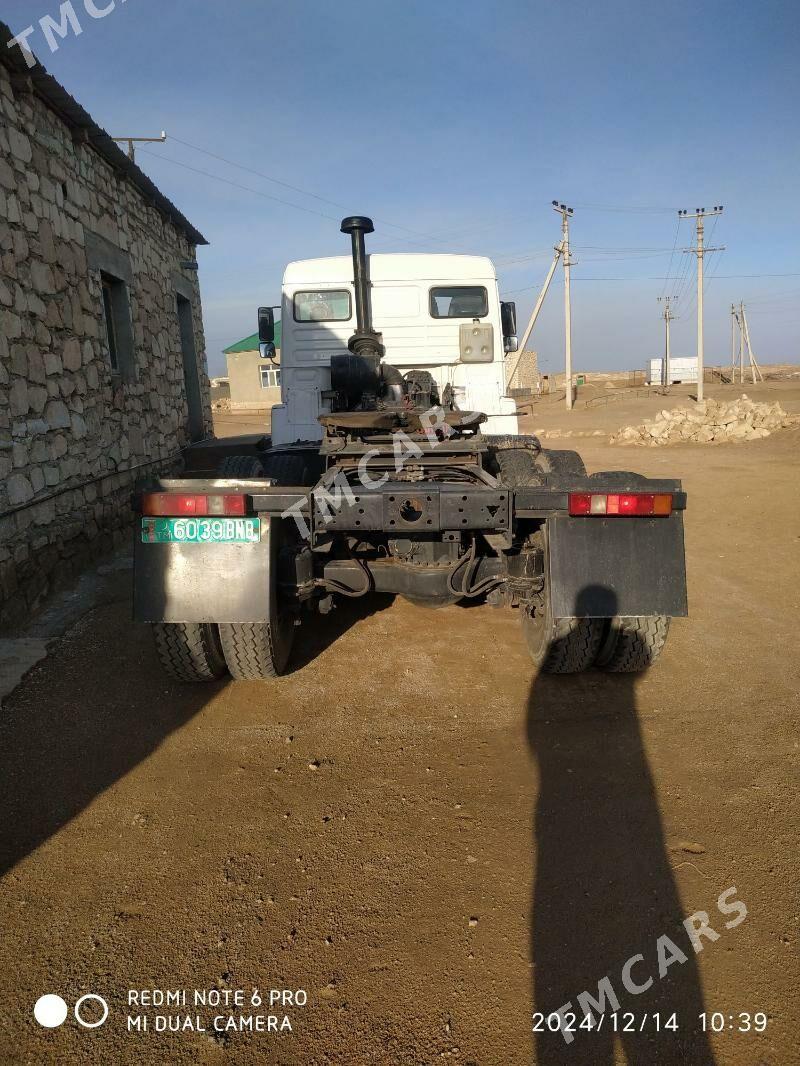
[111,131,167,161]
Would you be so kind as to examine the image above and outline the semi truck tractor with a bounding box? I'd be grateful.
[133,217,687,681]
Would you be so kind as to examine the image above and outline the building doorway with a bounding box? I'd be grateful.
[176,294,205,442]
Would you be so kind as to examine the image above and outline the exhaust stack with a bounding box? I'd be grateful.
[340,216,384,361]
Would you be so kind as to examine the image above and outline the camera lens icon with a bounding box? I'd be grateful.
[34,993,109,1029]
[33,995,68,1028]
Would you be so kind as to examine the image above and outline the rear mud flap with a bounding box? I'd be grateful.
[133,517,273,623]
[547,514,688,618]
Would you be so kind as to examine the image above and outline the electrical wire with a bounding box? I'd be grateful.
[660,218,682,299]
[567,272,800,282]
[567,202,678,214]
[139,148,342,223]
[671,253,694,305]
[161,136,494,251]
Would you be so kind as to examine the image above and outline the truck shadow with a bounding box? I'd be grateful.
[287,592,394,671]
[526,591,716,1064]
[0,586,395,878]
[0,592,223,880]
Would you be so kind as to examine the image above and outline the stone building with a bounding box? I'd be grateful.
[507,347,539,395]
[224,322,282,411]
[0,22,210,629]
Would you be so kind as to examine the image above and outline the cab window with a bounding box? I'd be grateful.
[293,290,351,322]
[429,286,488,319]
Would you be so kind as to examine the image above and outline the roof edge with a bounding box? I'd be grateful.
[0,21,207,247]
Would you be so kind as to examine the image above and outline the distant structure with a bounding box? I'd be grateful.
[647,356,698,386]
[224,322,282,410]
[507,348,539,394]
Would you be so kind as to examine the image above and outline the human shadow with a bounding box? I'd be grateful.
[527,588,716,1065]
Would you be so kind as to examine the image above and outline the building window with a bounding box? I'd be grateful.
[260,367,281,389]
[293,289,351,322]
[429,286,488,319]
[99,271,135,380]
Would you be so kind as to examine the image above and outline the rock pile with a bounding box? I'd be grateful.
[610,395,799,446]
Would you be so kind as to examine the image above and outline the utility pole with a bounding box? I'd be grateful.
[657,296,675,390]
[678,206,724,402]
[111,130,167,162]
[552,201,575,410]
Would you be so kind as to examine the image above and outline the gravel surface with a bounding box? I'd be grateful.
[0,393,797,1065]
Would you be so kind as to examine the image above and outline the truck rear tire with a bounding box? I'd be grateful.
[218,454,266,477]
[521,586,603,674]
[595,616,670,672]
[264,451,308,486]
[153,622,228,682]
[535,448,587,479]
[487,435,541,487]
[218,620,293,680]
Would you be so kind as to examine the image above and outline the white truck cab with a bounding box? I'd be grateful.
[270,253,519,445]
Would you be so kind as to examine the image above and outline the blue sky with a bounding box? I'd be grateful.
[5,0,799,375]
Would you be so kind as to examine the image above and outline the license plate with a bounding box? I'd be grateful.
[141,517,261,544]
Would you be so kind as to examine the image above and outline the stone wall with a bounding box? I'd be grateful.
[507,348,538,391]
[0,61,211,630]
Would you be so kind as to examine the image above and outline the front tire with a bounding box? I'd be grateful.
[153,622,228,682]
[595,616,670,672]
[521,586,603,674]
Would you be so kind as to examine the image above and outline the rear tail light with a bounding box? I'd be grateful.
[568,492,673,517]
[142,493,247,516]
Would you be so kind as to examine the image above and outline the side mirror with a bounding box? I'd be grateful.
[501,301,518,352]
[258,306,275,345]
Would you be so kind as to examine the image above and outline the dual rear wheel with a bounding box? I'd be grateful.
[152,616,293,683]
[496,446,670,675]
[521,584,670,674]
[151,453,298,682]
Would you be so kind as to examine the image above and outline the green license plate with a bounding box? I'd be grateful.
[141,517,261,544]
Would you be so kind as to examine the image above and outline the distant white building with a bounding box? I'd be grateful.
[647,356,698,385]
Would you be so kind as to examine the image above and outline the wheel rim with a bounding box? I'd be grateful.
[522,592,552,663]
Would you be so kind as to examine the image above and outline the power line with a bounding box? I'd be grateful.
[660,218,682,299]
[165,135,481,248]
[501,271,800,294]
[169,134,347,210]
[139,149,472,251]
[571,272,800,281]
[567,201,678,214]
[672,251,694,304]
[573,245,678,251]
[138,148,342,222]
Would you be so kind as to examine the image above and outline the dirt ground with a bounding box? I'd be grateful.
[0,382,798,1065]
